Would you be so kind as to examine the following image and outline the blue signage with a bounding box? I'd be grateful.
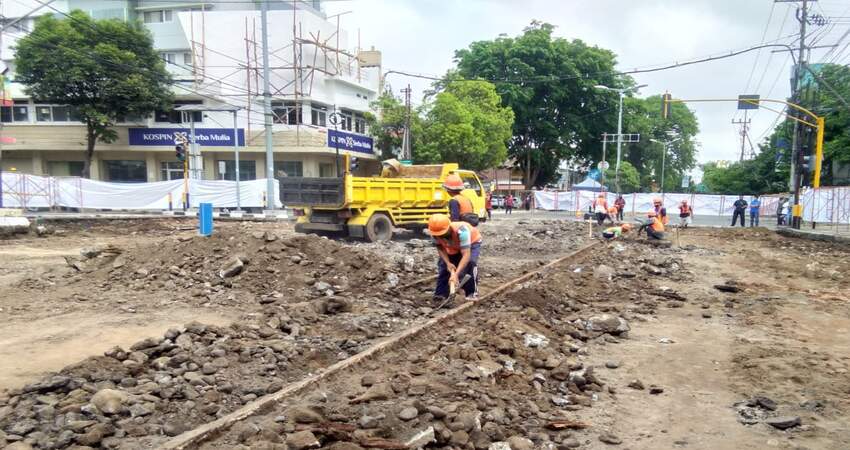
[129,128,245,146]
[328,129,374,154]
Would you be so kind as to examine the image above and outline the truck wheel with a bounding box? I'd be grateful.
[365,214,393,242]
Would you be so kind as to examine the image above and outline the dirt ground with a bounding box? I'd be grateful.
[1,219,849,450]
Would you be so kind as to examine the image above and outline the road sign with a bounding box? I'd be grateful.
[737,94,760,110]
[598,161,610,171]
[681,175,690,188]
[218,161,227,174]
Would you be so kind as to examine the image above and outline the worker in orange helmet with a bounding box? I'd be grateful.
[602,222,632,240]
[428,213,482,304]
[652,197,669,225]
[638,210,666,240]
[443,173,477,225]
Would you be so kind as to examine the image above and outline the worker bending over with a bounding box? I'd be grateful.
[429,214,481,302]
[652,197,669,225]
[443,174,477,225]
[602,223,632,240]
[638,211,666,240]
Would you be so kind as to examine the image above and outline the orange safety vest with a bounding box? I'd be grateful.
[650,216,665,233]
[435,222,482,255]
[453,194,474,215]
[655,206,669,225]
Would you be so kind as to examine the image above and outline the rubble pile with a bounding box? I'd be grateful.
[198,242,693,450]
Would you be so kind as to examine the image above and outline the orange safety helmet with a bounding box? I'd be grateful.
[443,174,464,192]
[621,223,633,232]
[653,197,662,205]
[428,214,452,236]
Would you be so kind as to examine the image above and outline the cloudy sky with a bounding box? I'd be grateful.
[327,0,850,166]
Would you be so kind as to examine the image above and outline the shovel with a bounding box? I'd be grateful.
[435,273,472,310]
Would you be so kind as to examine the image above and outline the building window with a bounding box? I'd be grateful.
[32,105,79,122]
[160,161,185,181]
[218,160,256,181]
[183,52,193,66]
[271,101,301,125]
[161,52,177,64]
[319,162,335,178]
[143,9,172,24]
[355,115,366,134]
[274,161,303,177]
[104,160,147,183]
[340,111,353,131]
[155,99,203,123]
[1,100,29,123]
[47,161,84,177]
[311,104,327,127]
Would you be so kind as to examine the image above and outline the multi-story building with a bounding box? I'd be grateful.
[0,0,381,183]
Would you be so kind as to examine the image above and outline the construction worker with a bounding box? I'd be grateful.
[443,174,477,225]
[614,194,626,221]
[652,197,669,225]
[429,214,481,302]
[678,200,693,228]
[593,194,609,225]
[602,223,632,240]
[607,205,618,224]
[638,211,666,240]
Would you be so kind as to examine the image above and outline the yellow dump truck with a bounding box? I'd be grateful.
[280,158,487,242]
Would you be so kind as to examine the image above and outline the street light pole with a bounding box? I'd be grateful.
[660,141,667,195]
[615,91,624,192]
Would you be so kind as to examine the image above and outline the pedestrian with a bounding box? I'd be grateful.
[443,174,477,225]
[602,223,632,240]
[485,192,493,221]
[523,193,531,211]
[593,194,608,226]
[429,213,481,304]
[749,194,761,227]
[781,198,791,225]
[505,194,514,214]
[652,197,669,225]
[614,194,626,221]
[678,200,693,228]
[777,197,787,225]
[731,195,748,227]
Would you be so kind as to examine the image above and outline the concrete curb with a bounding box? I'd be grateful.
[776,227,850,244]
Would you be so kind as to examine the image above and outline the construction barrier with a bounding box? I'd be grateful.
[533,188,850,225]
[0,172,282,210]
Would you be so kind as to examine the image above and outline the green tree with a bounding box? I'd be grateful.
[604,160,640,193]
[454,21,627,188]
[418,80,514,170]
[366,91,422,161]
[619,95,699,192]
[14,10,173,178]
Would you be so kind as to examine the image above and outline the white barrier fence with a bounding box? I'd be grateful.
[1,172,282,210]
[534,187,850,224]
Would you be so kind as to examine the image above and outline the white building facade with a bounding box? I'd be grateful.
[0,0,382,183]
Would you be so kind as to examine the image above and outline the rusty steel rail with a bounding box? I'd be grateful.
[159,241,599,449]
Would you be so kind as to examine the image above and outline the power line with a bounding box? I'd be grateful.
[737,1,777,122]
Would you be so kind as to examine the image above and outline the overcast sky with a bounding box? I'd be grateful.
[327,0,850,167]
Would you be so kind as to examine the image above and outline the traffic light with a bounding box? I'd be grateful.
[175,144,186,162]
[661,93,672,120]
[350,156,359,172]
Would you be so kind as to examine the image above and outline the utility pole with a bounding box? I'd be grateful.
[400,84,412,161]
[731,111,751,162]
[776,0,809,228]
[260,0,275,210]
[600,133,608,187]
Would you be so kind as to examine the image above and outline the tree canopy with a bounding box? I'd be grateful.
[417,80,514,170]
[453,21,629,188]
[14,10,173,178]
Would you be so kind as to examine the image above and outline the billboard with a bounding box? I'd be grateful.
[328,129,374,154]
[129,128,245,146]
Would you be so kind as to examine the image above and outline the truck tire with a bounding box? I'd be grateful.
[365,213,393,242]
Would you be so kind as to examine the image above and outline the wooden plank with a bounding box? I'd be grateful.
[158,241,599,450]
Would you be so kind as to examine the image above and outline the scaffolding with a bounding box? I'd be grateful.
[181,6,368,147]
